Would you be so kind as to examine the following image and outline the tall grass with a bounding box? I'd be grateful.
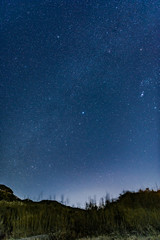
[0,189,160,240]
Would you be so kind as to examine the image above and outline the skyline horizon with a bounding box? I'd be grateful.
[1,0,159,206]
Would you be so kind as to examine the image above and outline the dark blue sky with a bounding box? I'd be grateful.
[0,0,159,205]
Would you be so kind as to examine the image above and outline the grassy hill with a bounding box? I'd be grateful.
[0,186,160,240]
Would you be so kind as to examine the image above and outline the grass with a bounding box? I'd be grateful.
[1,187,160,240]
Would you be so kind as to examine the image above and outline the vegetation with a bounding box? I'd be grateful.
[0,186,160,240]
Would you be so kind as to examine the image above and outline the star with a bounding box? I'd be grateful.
[140,91,144,97]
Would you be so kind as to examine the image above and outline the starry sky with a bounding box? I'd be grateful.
[0,0,160,206]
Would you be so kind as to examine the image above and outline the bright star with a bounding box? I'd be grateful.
[140,91,144,97]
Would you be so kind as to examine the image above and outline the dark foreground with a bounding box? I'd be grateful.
[8,234,160,240]
[1,185,160,240]
[77,235,160,240]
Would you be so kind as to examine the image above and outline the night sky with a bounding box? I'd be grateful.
[1,0,160,206]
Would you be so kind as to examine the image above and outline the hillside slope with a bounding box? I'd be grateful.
[0,186,160,240]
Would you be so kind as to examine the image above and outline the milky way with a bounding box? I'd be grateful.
[0,0,159,205]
